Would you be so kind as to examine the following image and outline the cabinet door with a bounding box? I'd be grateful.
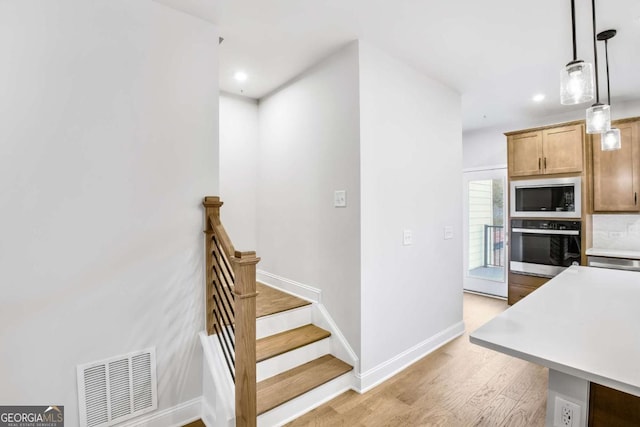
[542,124,583,174]
[507,272,548,305]
[508,131,542,177]
[593,121,640,212]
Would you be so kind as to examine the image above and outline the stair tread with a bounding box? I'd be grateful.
[256,282,311,318]
[257,354,353,415]
[256,324,330,362]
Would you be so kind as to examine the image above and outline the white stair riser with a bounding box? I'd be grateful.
[256,305,312,339]
[257,372,353,427]
[257,338,330,382]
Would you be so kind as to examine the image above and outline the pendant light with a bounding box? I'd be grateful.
[585,0,611,134]
[598,29,621,151]
[560,0,595,105]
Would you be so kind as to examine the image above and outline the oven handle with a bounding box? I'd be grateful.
[511,228,579,236]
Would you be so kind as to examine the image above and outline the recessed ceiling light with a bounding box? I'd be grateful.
[532,93,546,102]
[234,71,248,82]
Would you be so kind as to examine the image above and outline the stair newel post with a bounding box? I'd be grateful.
[232,250,260,427]
[203,196,224,336]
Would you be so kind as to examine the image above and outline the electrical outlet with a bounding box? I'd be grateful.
[608,231,626,239]
[554,396,580,427]
[562,406,573,426]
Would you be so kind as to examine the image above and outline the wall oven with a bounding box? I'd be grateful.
[510,219,581,278]
[510,177,581,218]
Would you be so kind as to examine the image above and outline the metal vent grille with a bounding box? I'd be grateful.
[108,359,131,421]
[77,348,157,427]
[83,365,108,427]
[132,353,153,412]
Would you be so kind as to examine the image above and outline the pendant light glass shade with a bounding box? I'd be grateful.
[586,103,610,134]
[601,128,621,151]
[561,61,595,105]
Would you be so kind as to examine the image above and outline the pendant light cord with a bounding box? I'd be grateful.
[571,0,577,61]
[605,39,611,105]
[592,0,600,103]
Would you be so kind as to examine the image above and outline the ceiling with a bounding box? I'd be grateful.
[157,0,640,132]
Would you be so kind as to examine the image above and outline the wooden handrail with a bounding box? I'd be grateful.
[203,196,259,426]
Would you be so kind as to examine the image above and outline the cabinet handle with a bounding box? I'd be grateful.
[538,158,541,170]
[544,157,547,169]
[635,192,637,205]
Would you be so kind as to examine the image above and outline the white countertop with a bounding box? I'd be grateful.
[470,266,640,397]
[586,247,640,260]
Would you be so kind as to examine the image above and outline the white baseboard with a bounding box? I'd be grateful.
[257,270,321,303]
[356,321,465,393]
[116,397,202,427]
[200,400,216,427]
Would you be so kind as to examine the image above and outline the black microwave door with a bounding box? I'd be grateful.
[516,187,552,212]
[515,185,575,213]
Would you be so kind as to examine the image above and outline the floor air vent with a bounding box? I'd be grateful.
[77,348,157,427]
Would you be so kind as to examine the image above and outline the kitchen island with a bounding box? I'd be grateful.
[470,266,640,426]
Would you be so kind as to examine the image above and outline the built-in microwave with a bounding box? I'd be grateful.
[510,177,581,218]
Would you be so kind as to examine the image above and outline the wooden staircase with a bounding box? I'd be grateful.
[254,282,353,421]
[202,196,353,426]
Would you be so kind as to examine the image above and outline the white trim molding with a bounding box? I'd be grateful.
[312,304,359,374]
[115,397,202,427]
[199,331,235,427]
[355,321,465,393]
[463,164,507,173]
[257,270,322,303]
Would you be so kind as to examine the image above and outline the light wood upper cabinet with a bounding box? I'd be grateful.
[508,131,542,176]
[542,125,584,174]
[508,124,583,177]
[592,120,640,212]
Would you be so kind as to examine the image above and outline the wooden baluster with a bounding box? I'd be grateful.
[232,251,260,427]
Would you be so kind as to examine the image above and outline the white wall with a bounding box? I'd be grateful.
[257,43,362,355]
[462,127,509,170]
[358,42,464,373]
[219,93,259,250]
[463,100,640,170]
[0,1,219,425]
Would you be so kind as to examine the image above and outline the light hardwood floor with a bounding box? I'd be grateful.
[287,293,548,426]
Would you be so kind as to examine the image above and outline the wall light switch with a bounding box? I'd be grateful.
[334,190,346,207]
[444,226,454,240]
[403,230,413,246]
